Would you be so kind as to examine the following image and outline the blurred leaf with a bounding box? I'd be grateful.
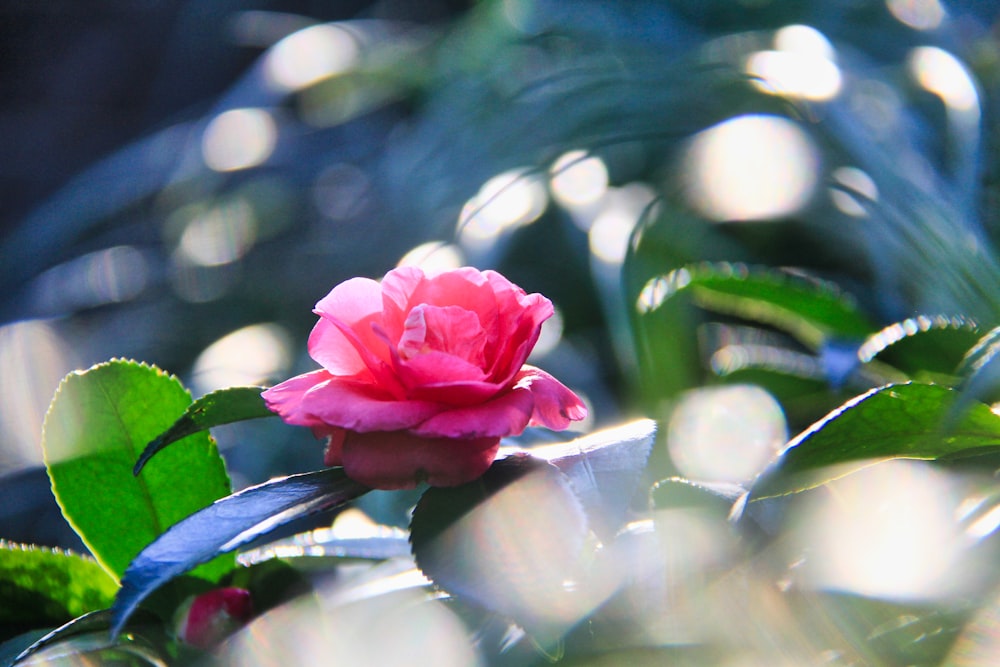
[859,315,980,382]
[951,326,1000,419]
[7,608,166,667]
[42,360,233,582]
[630,261,873,402]
[111,468,369,638]
[750,383,1000,499]
[410,455,592,638]
[648,477,744,514]
[521,419,656,539]
[0,542,117,630]
[661,263,874,348]
[134,385,274,475]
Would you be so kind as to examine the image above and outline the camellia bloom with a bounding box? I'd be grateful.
[263,266,587,489]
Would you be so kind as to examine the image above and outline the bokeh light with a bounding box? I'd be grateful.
[457,169,548,250]
[683,114,820,222]
[829,166,879,217]
[264,23,360,92]
[312,163,372,221]
[223,584,480,667]
[789,460,970,601]
[201,108,278,172]
[667,384,788,482]
[177,199,257,267]
[588,183,657,266]
[0,320,74,467]
[191,323,292,395]
[396,241,465,276]
[888,0,946,31]
[747,25,842,101]
[909,46,979,114]
[30,245,149,315]
[549,149,609,209]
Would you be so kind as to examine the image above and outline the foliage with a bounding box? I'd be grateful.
[4,0,1000,665]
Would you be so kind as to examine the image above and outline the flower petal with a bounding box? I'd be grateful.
[300,377,444,432]
[261,370,335,429]
[516,365,588,430]
[310,277,384,375]
[340,430,500,490]
[413,387,534,439]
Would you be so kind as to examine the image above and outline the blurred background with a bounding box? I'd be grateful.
[3,0,1000,555]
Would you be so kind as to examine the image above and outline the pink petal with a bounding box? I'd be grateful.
[340,430,500,489]
[515,365,588,430]
[261,370,335,428]
[413,387,534,439]
[299,377,444,432]
[310,278,385,375]
[396,351,489,391]
[313,314,405,398]
[485,292,553,385]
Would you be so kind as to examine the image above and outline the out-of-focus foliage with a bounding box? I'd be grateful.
[6,0,1000,665]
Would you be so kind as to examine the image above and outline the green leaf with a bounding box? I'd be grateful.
[858,315,980,382]
[630,261,874,402]
[111,468,369,638]
[134,385,274,475]
[0,542,118,629]
[750,383,1000,499]
[42,359,233,582]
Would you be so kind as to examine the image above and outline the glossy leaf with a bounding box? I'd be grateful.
[750,383,1000,499]
[133,385,274,475]
[637,262,872,348]
[630,260,874,403]
[42,360,232,582]
[111,468,369,638]
[410,455,591,636]
[516,419,656,538]
[7,608,163,667]
[0,542,118,630]
[858,315,979,381]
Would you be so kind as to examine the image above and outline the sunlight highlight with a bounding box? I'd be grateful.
[31,245,149,313]
[191,323,291,395]
[177,198,257,267]
[793,461,969,600]
[0,320,73,466]
[747,25,841,101]
[888,0,946,30]
[683,114,819,222]
[829,166,879,217]
[264,23,360,92]
[396,241,464,276]
[588,183,657,266]
[457,169,548,249]
[202,108,277,172]
[549,150,609,208]
[667,385,788,482]
[909,46,979,113]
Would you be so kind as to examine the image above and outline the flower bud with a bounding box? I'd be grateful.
[175,587,253,648]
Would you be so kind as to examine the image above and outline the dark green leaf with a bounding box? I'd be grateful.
[0,542,118,630]
[629,260,873,403]
[111,468,369,638]
[410,455,589,636]
[858,315,979,381]
[42,360,233,582]
[750,383,1000,499]
[638,262,872,351]
[134,385,274,475]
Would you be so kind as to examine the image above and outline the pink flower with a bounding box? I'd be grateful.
[263,266,587,490]
[174,587,253,648]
